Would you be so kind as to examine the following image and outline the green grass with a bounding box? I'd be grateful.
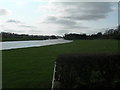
[2,40,119,88]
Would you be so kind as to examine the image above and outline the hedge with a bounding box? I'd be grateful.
[55,53,120,89]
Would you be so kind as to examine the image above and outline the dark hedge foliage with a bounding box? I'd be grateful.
[55,54,120,89]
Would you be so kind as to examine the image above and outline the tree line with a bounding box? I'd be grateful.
[64,25,120,40]
[0,25,120,41]
[0,32,61,41]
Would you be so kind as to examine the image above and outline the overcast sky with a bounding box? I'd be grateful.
[0,0,118,35]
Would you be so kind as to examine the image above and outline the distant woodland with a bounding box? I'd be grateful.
[0,25,120,41]
[64,25,120,40]
[0,32,61,41]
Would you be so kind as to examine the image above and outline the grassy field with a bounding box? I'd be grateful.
[2,40,119,88]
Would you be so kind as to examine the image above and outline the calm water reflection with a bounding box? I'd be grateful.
[0,39,72,50]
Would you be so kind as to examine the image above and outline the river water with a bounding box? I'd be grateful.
[0,39,72,50]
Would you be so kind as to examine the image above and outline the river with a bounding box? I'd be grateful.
[0,39,72,50]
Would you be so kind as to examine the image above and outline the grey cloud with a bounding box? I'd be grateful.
[6,19,35,28]
[64,14,106,21]
[55,19,76,26]
[67,25,89,29]
[41,2,116,35]
[44,2,114,30]
[19,25,36,28]
[47,16,57,21]
[46,16,89,29]
[7,19,21,23]
[45,16,76,26]
[0,8,9,16]
[55,2,113,21]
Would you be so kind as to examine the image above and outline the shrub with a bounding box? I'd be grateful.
[55,53,120,89]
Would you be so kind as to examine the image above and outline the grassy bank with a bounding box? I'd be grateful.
[2,40,119,88]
